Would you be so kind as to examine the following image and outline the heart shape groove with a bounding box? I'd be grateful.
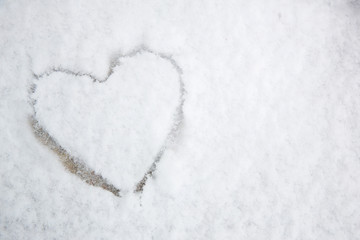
[29,48,185,197]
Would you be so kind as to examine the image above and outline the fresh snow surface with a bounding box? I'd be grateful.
[1,0,360,239]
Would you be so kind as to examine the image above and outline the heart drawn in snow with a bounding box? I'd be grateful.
[30,48,184,197]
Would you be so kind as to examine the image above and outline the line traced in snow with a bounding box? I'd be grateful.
[28,46,186,197]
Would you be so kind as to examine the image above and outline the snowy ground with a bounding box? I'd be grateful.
[1,0,360,239]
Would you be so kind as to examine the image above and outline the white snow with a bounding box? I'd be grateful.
[1,0,360,239]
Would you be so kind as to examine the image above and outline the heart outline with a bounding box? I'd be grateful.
[29,46,185,197]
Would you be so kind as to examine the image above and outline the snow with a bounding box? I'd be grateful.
[1,0,360,239]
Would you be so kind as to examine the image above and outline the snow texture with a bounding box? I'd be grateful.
[1,0,360,239]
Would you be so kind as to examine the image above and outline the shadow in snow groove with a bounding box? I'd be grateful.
[29,46,185,197]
